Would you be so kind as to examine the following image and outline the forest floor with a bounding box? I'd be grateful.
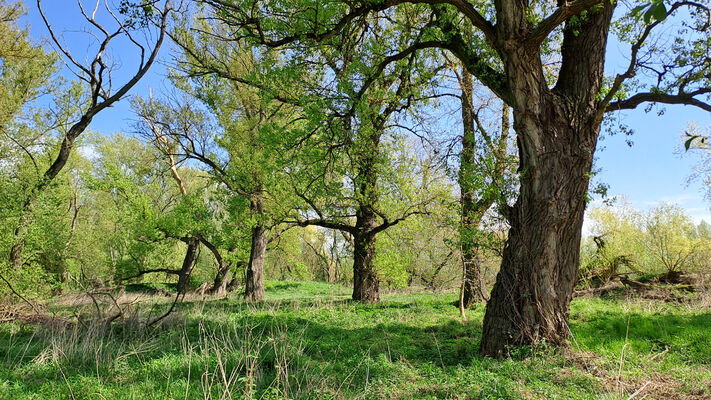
[0,281,710,399]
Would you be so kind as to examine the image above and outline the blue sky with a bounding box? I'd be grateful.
[20,1,711,225]
[598,30,711,225]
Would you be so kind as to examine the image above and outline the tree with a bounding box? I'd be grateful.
[134,99,211,295]
[278,18,446,302]
[1,0,59,297]
[8,0,170,270]
[643,203,701,279]
[451,63,513,307]
[583,201,709,284]
[133,96,252,296]
[202,0,711,355]
[87,133,190,287]
[174,6,446,302]
[0,1,56,134]
[136,23,306,299]
[291,124,446,302]
[580,200,643,286]
[132,91,273,299]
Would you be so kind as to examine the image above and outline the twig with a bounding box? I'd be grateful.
[147,290,183,327]
[0,271,42,315]
[627,381,650,400]
[647,346,669,362]
[431,331,445,370]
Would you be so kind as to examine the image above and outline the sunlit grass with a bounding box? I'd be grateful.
[0,281,709,399]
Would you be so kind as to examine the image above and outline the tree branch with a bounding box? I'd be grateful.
[527,0,605,47]
[288,218,357,234]
[605,89,711,113]
[371,210,428,235]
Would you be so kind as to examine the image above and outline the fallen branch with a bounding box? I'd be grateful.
[574,281,623,297]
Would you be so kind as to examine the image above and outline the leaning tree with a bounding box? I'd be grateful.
[9,0,170,270]
[201,0,711,356]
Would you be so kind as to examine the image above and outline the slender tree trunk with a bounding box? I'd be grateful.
[9,111,95,269]
[458,69,509,308]
[458,67,485,307]
[201,239,234,296]
[480,4,613,357]
[9,215,30,269]
[244,189,266,301]
[327,261,336,283]
[227,262,244,291]
[177,237,200,295]
[462,251,488,307]
[245,224,267,301]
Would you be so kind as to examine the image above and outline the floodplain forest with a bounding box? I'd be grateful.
[1,0,710,398]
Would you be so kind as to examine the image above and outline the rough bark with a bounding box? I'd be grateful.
[480,3,614,357]
[244,189,267,301]
[177,237,199,295]
[352,207,380,302]
[209,260,231,296]
[351,123,381,302]
[461,253,487,307]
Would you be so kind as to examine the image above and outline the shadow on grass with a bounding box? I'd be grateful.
[0,304,486,399]
[4,290,709,399]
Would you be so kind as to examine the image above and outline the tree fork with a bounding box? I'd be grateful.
[480,1,614,356]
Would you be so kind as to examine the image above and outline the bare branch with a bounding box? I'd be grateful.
[605,89,711,113]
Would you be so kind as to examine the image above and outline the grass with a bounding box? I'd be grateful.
[0,281,709,399]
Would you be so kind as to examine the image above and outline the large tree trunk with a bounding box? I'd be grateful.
[479,125,596,355]
[177,237,200,295]
[244,190,266,302]
[352,229,379,302]
[351,202,380,302]
[480,4,613,357]
[351,126,381,302]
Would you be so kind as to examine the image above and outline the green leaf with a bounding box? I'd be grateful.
[643,5,655,23]
[684,134,701,151]
[685,137,694,151]
[630,4,647,17]
[643,1,668,23]
[652,2,667,21]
